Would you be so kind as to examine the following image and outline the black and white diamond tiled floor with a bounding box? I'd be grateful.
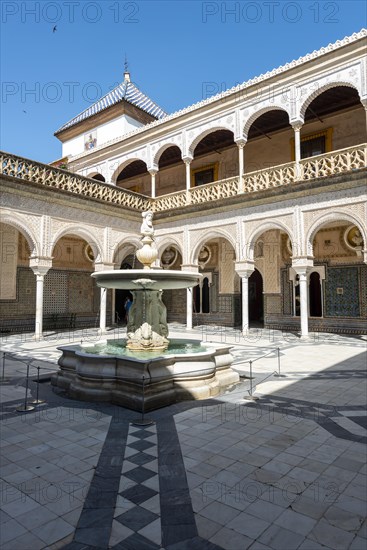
[110,424,161,548]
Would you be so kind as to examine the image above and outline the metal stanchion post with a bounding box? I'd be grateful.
[29,366,46,405]
[2,352,5,381]
[16,364,35,412]
[244,359,259,401]
[132,375,154,426]
[274,347,286,378]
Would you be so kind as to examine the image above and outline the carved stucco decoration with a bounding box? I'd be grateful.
[188,225,237,264]
[50,221,104,262]
[304,206,367,256]
[298,65,363,119]
[186,117,236,157]
[242,102,291,137]
[156,233,184,258]
[0,210,40,256]
[243,216,295,261]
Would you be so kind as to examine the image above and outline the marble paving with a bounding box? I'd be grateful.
[0,326,366,549]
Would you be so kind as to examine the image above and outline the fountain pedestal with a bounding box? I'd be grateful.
[127,288,169,351]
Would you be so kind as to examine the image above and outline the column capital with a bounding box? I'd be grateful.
[29,256,52,276]
[291,119,304,131]
[182,156,193,165]
[235,261,254,278]
[148,166,158,175]
[235,138,247,148]
[291,256,314,275]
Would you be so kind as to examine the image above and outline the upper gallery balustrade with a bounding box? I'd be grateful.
[1,143,366,213]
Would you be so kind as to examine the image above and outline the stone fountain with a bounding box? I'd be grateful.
[51,211,239,411]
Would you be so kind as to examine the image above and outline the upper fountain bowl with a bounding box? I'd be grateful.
[91,269,202,290]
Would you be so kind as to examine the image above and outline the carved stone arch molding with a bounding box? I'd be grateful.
[112,234,141,266]
[156,234,183,258]
[110,148,148,183]
[0,210,40,256]
[189,225,237,265]
[298,69,362,120]
[242,102,292,138]
[304,207,367,256]
[50,221,104,263]
[151,136,184,168]
[187,118,236,157]
[244,217,295,261]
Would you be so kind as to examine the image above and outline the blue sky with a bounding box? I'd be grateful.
[1,0,366,163]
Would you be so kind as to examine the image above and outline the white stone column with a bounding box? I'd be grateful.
[236,139,246,193]
[182,156,193,192]
[181,263,199,330]
[298,272,309,337]
[111,289,116,325]
[292,122,303,180]
[292,260,313,338]
[149,169,157,198]
[100,287,107,333]
[30,258,52,340]
[241,275,250,333]
[235,262,255,335]
[93,262,115,332]
[186,288,193,329]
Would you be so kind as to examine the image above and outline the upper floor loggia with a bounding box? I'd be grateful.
[55,30,366,199]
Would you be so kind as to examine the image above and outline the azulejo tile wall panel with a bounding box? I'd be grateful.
[325,266,360,318]
[281,268,292,315]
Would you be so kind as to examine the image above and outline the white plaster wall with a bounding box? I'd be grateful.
[62,114,144,158]
[62,135,85,158]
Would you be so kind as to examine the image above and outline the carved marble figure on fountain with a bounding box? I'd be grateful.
[136,210,158,269]
[141,210,154,237]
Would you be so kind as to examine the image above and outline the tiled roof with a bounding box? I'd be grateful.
[55,75,167,134]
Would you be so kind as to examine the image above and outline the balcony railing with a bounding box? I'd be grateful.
[1,144,365,213]
[0,153,151,211]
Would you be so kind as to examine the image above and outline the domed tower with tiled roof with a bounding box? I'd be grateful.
[54,69,167,159]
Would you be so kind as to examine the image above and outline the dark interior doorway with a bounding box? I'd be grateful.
[249,269,264,324]
[309,271,322,317]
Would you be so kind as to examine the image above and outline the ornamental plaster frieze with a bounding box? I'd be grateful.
[68,30,366,164]
[0,179,140,227]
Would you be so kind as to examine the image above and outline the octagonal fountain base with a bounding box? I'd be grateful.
[51,339,240,412]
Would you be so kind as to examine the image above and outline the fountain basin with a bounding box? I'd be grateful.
[51,339,240,412]
[91,269,201,290]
